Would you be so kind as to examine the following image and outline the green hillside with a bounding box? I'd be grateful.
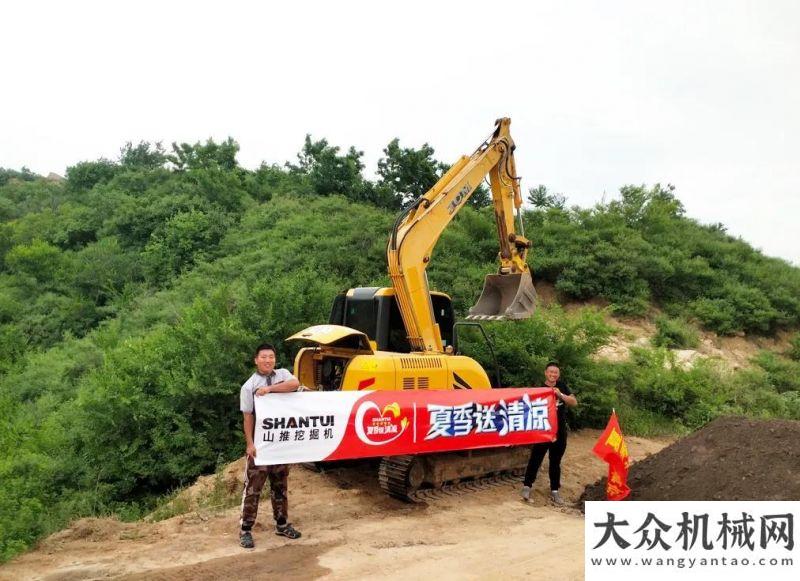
[1,139,799,561]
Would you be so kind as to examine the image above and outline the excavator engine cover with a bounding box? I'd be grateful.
[467,271,536,320]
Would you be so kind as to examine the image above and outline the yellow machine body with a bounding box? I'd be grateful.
[288,323,491,392]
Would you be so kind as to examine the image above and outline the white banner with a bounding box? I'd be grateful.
[253,391,363,465]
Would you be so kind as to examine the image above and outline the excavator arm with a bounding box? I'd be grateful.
[387,118,536,353]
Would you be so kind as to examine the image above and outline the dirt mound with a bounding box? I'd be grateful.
[581,416,800,502]
[47,518,134,543]
[145,458,247,520]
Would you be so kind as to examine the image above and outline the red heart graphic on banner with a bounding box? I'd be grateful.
[355,401,409,445]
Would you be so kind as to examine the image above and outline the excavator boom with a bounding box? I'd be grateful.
[387,118,536,352]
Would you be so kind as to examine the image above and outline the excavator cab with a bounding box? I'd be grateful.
[467,271,537,320]
[329,287,455,352]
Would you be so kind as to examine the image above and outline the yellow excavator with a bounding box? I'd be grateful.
[288,118,537,499]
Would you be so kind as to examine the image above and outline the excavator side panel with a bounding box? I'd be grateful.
[339,353,397,391]
[294,347,318,388]
[446,355,492,390]
[392,354,449,391]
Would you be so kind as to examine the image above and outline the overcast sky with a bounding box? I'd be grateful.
[2,0,798,264]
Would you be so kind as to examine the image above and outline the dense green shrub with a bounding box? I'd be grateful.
[751,350,800,393]
[652,315,700,349]
[789,333,800,361]
[0,166,37,187]
[4,240,64,285]
[66,159,119,191]
[459,306,621,429]
[619,348,715,420]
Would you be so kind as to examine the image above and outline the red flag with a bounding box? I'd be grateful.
[592,411,631,500]
[605,463,631,501]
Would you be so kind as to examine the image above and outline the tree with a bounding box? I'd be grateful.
[610,183,683,226]
[142,209,230,283]
[66,160,118,192]
[120,141,167,170]
[789,334,800,361]
[0,167,37,187]
[4,240,64,285]
[288,135,373,202]
[376,138,491,209]
[68,237,139,303]
[245,163,294,203]
[527,184,566,209]
[467,182,492,209]
[376,138,442,206]
[168,138,239,172]
[0,199,15,223]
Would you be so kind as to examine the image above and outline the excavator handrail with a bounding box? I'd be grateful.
[452,321,501,388]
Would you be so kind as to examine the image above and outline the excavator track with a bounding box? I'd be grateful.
[409,469,524,502]
[378,455,425,500]
[378,447,531,502]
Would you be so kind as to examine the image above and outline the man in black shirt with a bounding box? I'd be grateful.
[521,361,578,505]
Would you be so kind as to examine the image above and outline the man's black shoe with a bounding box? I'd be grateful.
[276,523,301,539]
[239,530,255,549]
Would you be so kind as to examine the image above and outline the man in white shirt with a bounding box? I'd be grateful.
[239,343,302,548]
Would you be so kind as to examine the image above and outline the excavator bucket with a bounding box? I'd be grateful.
[467,272,537,320]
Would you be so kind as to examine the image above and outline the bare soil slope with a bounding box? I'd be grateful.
[1,431,668,581]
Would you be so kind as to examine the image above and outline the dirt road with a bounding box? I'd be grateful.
[0,430,668,580]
